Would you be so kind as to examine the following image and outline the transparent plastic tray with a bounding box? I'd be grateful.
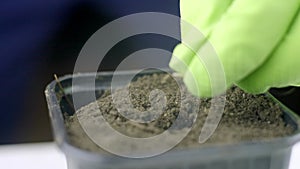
[45,70,300,169]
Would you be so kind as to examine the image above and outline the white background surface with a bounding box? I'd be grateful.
[0,142,299,169]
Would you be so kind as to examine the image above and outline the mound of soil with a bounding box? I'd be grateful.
[65,73,295,153]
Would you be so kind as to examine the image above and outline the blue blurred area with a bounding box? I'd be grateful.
[0,0,179,144]
[0,0,74,144]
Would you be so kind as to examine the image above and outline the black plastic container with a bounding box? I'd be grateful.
[45,70,300,169]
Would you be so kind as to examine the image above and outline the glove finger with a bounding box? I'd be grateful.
[183,43,227,97]
[170,44,196,75]
[180,0,235,36]
[184,0,300,97]
[170,0,234,75]
[237,10,300,93]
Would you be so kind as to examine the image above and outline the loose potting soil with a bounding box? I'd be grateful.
[65,73,295,153]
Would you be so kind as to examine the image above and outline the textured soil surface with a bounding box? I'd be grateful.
[64,73,295,153]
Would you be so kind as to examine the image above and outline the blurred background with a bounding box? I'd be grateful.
[0,0,299,144]
[0,0,180,144]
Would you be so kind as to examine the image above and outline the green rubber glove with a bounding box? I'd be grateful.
[169,0,300,97]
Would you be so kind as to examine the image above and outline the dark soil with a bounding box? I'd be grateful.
[65,72,295,153]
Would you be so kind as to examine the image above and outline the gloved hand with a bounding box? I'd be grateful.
[169,0,300,97]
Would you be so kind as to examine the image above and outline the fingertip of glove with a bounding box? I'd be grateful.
[169,56,186,75]
[183,68,213,98]
[170,44,196,74]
